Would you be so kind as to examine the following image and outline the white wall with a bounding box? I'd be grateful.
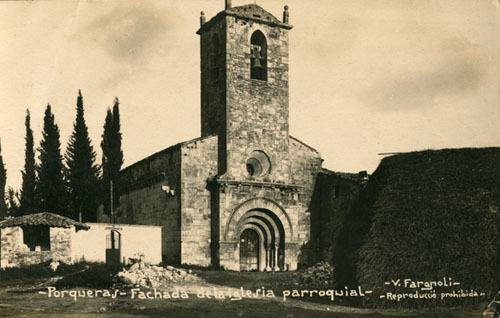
[71,223,162,265]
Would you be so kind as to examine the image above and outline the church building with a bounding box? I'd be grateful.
[113,1,365,271]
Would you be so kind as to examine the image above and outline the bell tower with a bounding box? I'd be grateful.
[197,2,293,183]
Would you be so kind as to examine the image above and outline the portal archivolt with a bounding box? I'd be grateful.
[236,208,285,271]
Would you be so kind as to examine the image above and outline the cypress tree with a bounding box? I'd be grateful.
[101,98,123,217]
[19,109,37,215]
[111,98,124,177]
[65,90,100,222]
[37,104,68,216]
[0,140,7,220]
[6,187,20,217]
[101,108,113,216]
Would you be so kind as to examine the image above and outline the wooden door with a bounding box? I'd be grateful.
[239,229,259,271]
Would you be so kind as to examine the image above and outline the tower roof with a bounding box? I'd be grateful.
[197,4,292,35]
[227,4,281,23]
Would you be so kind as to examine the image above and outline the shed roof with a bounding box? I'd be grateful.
[320,168,369,185]
[0,212,90,230]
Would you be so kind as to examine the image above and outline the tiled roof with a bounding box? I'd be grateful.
[320,168,369,185]
[0,212,90,230]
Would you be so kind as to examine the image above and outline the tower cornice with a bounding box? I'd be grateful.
[197,4,292,35]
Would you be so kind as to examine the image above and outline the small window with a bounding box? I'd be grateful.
[23,225,51,251]
[246,150,271,177]
[335,186,340,198]
[250,31,267,81]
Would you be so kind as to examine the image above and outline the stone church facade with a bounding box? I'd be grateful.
[113,2,365,271]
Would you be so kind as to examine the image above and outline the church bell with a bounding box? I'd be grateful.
[251,46,262,69]
[252,56,262,69]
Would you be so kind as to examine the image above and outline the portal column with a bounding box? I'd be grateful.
[259,239,266,271]
[265,245,272,271]
[273,244,280,271]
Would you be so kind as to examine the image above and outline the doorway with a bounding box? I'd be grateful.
[239,229,259,271]
[106,230,121,269]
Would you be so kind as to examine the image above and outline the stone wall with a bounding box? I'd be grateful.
[224,15,291,182]
[309,171,365,264]
[199,18,227,174]
[199,12,293,182]
[289,136,323,253]
[117,144,182,263]
[115,136,218,266]
[200,17,226,139]
[180,136,218,266]
[0,226,72,268]
[72,223,162,265]
[216,137,322,270]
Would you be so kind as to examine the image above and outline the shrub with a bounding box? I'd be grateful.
[0,261,117,288]
[0,261,56,282]
[292,262,334,286]
[336,148,500,307]
[54,263,118,288]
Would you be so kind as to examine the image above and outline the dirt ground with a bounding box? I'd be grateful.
[0,271,486,318]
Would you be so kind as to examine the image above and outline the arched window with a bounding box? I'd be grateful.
[250,31,267,81]
[211,34,220,80]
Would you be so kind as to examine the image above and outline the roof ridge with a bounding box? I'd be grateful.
[120,134,218,173]
[0,212,90,230]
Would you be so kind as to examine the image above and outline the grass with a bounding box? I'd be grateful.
[53,262,117,288]
[0,261,118,288]
[0,263,490,317]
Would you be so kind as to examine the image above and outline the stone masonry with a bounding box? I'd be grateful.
[113,2,364,271]
[0,226,72,268]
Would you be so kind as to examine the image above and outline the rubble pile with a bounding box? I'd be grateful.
[292,261,334,286]
[117,260,200,288]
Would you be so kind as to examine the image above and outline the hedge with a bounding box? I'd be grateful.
[334,147,500,307]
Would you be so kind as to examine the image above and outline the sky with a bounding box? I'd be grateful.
[0,0,498,191]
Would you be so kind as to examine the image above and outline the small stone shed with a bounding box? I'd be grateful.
[0,212,89,268]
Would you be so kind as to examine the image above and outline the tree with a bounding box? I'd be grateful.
[101,97,123,217]
[0,140,7,220]
[6,187,20,217]
[37,104,68,216]
[19,109,37,215]
[101,108,113,216]
[65,90,100,222]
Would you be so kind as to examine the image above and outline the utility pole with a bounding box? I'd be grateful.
[103,154,115,226]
